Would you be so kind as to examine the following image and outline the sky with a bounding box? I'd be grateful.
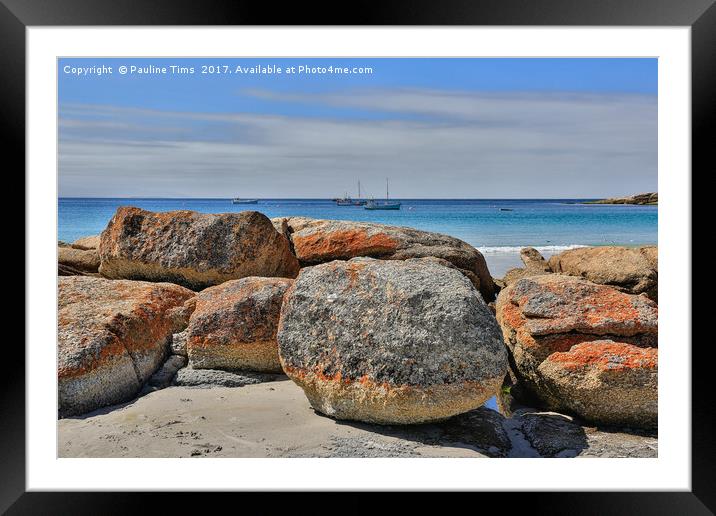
[58,58,657,199]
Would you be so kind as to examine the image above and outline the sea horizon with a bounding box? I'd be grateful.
[59,197,657,277]
[59,196,611,201]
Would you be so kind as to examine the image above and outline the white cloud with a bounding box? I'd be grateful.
[58,89,656,198]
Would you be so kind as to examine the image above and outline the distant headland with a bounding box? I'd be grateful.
[584,192,657,205]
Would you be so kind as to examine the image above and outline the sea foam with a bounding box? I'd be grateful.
[477,244,589,255]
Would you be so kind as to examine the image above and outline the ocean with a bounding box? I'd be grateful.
[58,198,658,277]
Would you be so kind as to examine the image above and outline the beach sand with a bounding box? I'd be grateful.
[58,377,657,459]
[58,378,491,458]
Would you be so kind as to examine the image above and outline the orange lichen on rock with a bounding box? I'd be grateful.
[494,274,658,428]
[496,298,525,332]
[186,277,293,373]
[277,257,507,424]
[98,206,299,290]
[280,364,503,425]
[563,286,643,328]
[537,340,658,428]
[274,216,497,301]
[546,341,657,372]
[499,275,657,339]
[292,228,398,263]
[58,276,195,417]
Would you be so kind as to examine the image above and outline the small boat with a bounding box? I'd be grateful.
[232,198,258,204]
[365,199,401,210]
[365,178,401,210]
[500,208,513,211]
[352,181,367,205]
[336,181,368,206]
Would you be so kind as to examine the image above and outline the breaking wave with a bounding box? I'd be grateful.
[476,244,589,254]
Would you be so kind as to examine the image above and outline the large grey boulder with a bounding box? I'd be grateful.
[277,257,507,424]
[99,207,299,290]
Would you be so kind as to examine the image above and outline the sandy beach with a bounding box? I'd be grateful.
[59,377,657,459]
[59,378,490,458]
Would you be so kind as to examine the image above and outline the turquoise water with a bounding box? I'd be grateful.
[59,197,657,249]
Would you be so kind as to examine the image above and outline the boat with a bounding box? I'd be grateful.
[232,198,258,204]
[364,178,401,210]
[365,199,401,210]
[352,181,367,205]
[335,182,367,206]
[335,193,354,206]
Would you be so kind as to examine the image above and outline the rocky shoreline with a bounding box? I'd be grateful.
[58,207,658,457]
[584,192,658,205]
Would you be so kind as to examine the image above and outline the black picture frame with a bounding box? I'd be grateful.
[6,0,710,512]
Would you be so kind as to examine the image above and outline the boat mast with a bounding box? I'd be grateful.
[386,178,389,200]
[358,181,361,200]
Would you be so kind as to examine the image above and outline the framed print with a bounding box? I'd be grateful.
[7,0,712,511]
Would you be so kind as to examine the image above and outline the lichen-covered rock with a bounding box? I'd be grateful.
[405,256,480,291]
[502,266,550,287]
[548,246,658,301]
[500,247,552,287]
[272,217,495,301]
[496,275,657,382]
[520,247,551,271]
[72,234,101,250]
[99,207,299,290]
[186,277,293,373]
[537,341,657,428]
[277,257,507,424]
[495,275,657,428]
[58,276,195,417]
[173,367,277,388]
[59,246,100,274]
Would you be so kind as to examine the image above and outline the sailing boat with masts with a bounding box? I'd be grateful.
[335,181,368,206]
[352,181,367,205]
[365,178,401,210]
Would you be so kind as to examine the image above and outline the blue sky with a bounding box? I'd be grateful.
[58,58,657,198]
